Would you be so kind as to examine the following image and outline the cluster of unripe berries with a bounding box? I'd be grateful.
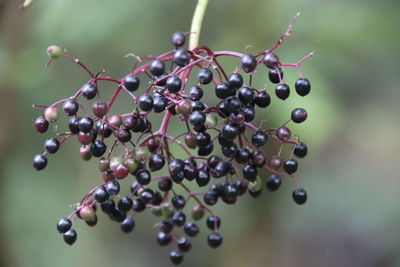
[34,31,311,265]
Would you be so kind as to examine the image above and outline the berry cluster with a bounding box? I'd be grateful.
[33,26,312,265]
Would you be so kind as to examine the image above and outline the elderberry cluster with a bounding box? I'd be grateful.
[33,30,312,265]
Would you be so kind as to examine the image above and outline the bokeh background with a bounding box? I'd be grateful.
[0,0,399,266]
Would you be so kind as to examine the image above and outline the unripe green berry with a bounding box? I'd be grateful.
[248,176,262,192]
[79,206,96,221]
[110,156,124,170]
[176,99,192,116]
[161,202,174,218]
[135,147,150,161]
[205,114,218,128]
[191,204,205,221]
[125,157,138,173]
[80,145,92,161]
[152,206,162,217]
[47,45,63,59]
[98,157,110,172]
[44,106,58,122]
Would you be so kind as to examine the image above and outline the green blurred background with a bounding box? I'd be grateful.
[0,0,399,266]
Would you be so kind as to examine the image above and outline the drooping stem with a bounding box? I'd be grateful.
[189,0,209,50]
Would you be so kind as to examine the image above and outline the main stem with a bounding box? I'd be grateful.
[189,0,209,50]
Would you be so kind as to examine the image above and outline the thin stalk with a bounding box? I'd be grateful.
[189,0,209,50]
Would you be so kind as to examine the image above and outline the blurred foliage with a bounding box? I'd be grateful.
[0,0,399,266]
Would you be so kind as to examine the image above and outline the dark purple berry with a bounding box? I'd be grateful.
[275,83,290,100]
[166,76,182,93]
[176,237,191,252]
[173,49,190,67]
[44,138,60,154]
[34,116,49,133]
[206,216,221,230]
[158,178,173,192]
[227,73,243,89]
[266,174,282,191]
[56,218,72,233]
[269,68,283,84]
[118,197,133,212]
[203,191,218,205]
[62,99,79,116]
[150,59,166,76]
[148,154,165,171]
[251,131,268,147]
[81,83,97,100]
[263,52,280,68]
[184,222,199,237]
[116,129,132,143]
[78,117,94,133]
[153,95,168,113]
[241,53,257,73]
[215,82,235,99]
[171,211,186,227]
[292,188,307,205]
[121,217,135,233]
[242,163,257,181]
[106,179,120,195]
[188,85,203,101]
[138,95,154,111]
[197,68,213,84]
[94,186,109,203]
[90,140,106,157]
[169,250,184,265]
[157,232,172,246]
[291,108,308,123]
[254,91,271,107]
[295,78,311,96]
[33,154,47,171]
[172,195,186,210]
[283,159,298,174]
[207,232,223,248]
[63,229,77,245]
[124,75,140,92]
[171,31,186,47]
[293,142,308,158]
[136,169,151,185]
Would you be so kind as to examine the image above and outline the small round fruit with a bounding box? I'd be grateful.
[90,140,106,157]
[92,101,108,117]
[295,78,311,96]
[276,127,291,142]
[293,142,308,158]
[207,232,223,248]
[62,99,79,116]
[47,45,63,59]
[254,91,271,107]
[241,53,257,73]
[33,154,47,171]
[197,68,213,84]
[166,76,182,93]
[44,106,58,122]
[291,108,308,123]
[266,174,282,191]
[63,229,77,245]
[124,75,140,92]
[251,131,268,147]
[263,52,280,68]
[275,83,290,100]
[150,59,165,76]
[227,73,243,89]
[292,188,307,205]
[269,68,283,84]
[56,218,72,233]
[44,138,60,154]
[81,83,97,100]
[34,116,49,133]
[121,217,135,233]
[169,250,184,265]
[138,95,154,112]
[283,159,298,174]
[171,31,186,47]
[173,49,190,67]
